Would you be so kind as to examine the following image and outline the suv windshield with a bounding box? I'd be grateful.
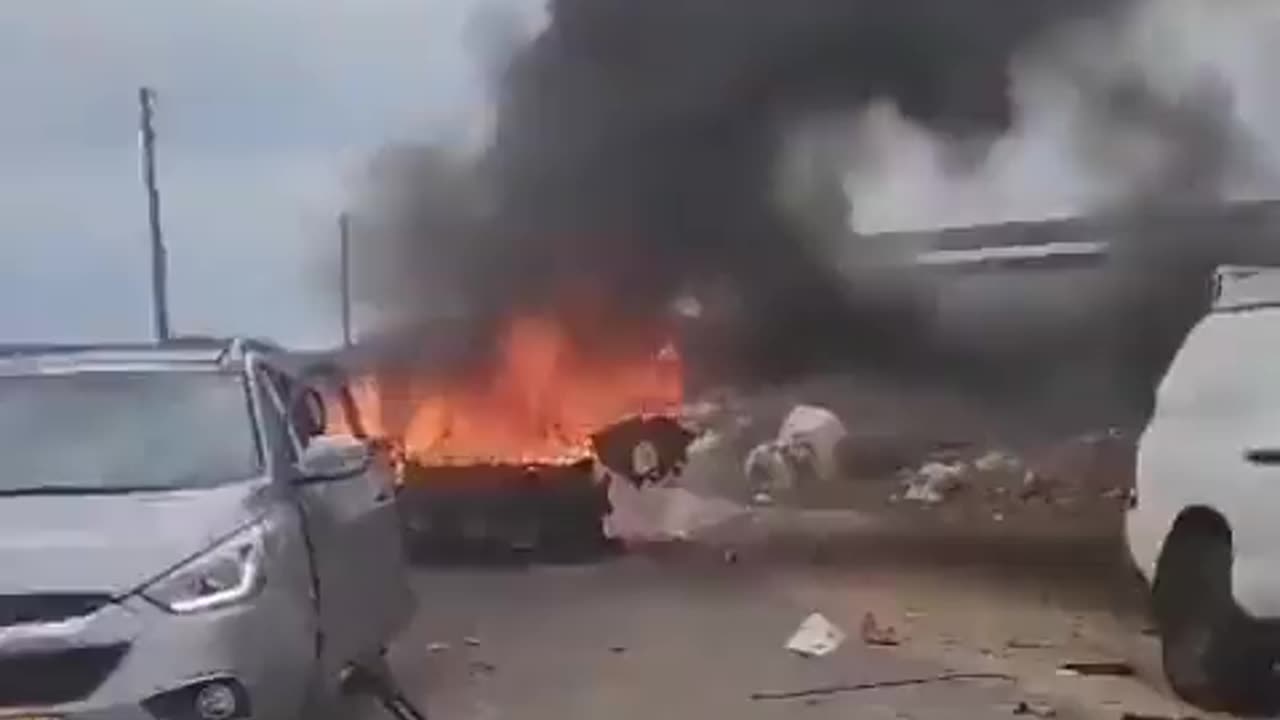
[0,370,261,494]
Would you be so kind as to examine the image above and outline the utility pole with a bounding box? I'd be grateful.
[138,87,170,343]
[339,212,353,348]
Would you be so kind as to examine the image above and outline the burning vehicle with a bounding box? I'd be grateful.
[333,313,694,556]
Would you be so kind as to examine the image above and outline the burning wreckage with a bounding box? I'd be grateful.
[326,313,697,555]
[320,197,1280,556]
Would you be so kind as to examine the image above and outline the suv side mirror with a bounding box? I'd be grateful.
[295,435,371,482]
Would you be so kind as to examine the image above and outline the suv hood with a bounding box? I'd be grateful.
[0,479,275,595]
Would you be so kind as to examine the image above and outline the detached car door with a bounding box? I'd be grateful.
[259,365,411,671]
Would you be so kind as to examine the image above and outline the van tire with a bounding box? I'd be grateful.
[1154,528,1277,714]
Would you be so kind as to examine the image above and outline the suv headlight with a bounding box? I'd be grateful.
[142,524,267,614]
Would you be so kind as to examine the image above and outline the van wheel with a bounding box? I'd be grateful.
[1154,528,1277,714]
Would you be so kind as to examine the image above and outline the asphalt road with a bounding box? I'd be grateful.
[373,548,1084,720]
[348,501,1216,720]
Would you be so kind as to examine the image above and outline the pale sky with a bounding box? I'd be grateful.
[8,1,1279,350]
[0,0,540,349]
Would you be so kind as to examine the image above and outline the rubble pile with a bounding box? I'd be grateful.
[891,428,1137,524]
[603,387,1140,543]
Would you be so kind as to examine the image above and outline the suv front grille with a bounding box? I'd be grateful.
[0,594,111,627]
[0,644,129,707]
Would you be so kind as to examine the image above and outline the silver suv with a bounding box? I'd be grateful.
[0,339,411,720]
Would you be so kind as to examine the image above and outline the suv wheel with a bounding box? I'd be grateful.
[1154,528,1277,714]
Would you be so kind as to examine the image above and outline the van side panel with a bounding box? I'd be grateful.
[1134,309,1280,619]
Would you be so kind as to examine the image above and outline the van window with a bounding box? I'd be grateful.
[1158,309,1280,418]
[0,370,261,494]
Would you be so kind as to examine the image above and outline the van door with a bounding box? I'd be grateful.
[256,365,397,676]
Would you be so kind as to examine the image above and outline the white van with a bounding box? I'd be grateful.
[0,339,413,720]
[1128,266,1280,714]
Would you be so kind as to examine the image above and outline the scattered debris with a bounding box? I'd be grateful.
[609,646,627,655]
[786,613,846,658]
[427,642,451,654]
[902,461,967,504]
[778,406,848,484]
[1019,470,1052,501]
[975,450,1021,473]
[1006,638,1055,650]
[745,442,796,498]
[746,405,850,497]
[463,636,482,648]
[468,660,497,675]
[605,480,746,543]
[1056,661,1135,677]
[1012,700,1057,718]
[686,432,723,456]
[592,415,696,487]
[750,672,1016,701]
[860,612,901,647]
[722,548,739,564]
[752,490,775,506]
[1119,713,1201,720]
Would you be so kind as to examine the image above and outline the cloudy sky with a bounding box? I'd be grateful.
[0,0,539,348]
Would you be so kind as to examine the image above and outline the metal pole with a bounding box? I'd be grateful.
[339,212,353,348]
[139,87,170,343]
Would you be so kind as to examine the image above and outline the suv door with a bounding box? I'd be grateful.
[257,364,408,674]
[301,367,412,641]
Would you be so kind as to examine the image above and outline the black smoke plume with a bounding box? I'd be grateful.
[367,0,1127,381]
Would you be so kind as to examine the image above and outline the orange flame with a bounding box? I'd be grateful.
[338,314,683,468]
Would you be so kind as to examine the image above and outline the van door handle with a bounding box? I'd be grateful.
[1245,448,1280,465]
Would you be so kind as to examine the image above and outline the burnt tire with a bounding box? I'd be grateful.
[1154,528,1278,715]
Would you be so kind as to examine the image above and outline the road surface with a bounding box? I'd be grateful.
[361,510,1211,720]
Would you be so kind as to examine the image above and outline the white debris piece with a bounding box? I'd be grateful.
[974,450,1020,473]
[744,441,796,497]
[686,431,723,456]
[777,405,848,484]
[743,405,849,497]
[604,480,746,543]
[902,461,967,504]
[786,613,846,658]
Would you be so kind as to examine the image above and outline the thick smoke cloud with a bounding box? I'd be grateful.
[361,0,1280,398]
[364,0,1129,380]
[842,0,1279,234]
[493,0,1130,371]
